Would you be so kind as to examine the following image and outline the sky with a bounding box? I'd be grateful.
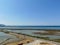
[0,0,60,25]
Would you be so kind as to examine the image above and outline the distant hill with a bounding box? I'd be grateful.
[0,24,5,27]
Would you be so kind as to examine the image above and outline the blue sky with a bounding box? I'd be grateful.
[0,0,60,25]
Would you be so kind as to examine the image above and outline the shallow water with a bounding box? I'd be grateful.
[0,32,10,43]
[0,29,60,43]
[10,30,60,39]
[0,32,18,44]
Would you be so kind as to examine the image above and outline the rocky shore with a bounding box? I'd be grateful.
[0,30,60,45]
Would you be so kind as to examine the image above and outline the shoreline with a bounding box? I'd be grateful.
[1,30,60,45]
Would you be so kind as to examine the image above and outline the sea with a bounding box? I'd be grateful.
[0,26,60,44]
[0,26,60,29]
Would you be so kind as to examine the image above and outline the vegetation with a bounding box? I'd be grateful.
[51,39,60,43]
[4,31,10,33]
[17,32,50,39]
[33,30,60,35]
